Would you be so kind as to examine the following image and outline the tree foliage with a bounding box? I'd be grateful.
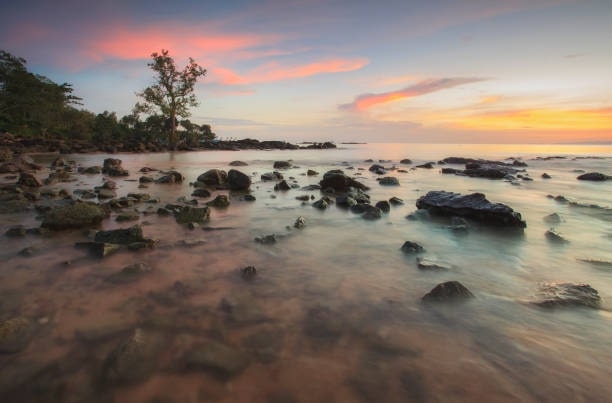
[135,49,207,149]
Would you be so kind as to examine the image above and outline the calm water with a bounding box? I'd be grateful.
[1,143,611,402]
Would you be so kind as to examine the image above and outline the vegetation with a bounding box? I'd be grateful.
[0,49,216,150]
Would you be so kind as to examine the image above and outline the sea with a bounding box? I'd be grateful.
[1,143,611,402]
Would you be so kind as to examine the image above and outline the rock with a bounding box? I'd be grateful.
[448,216,469,232]
[229,161,248,166]
[417,257,450,270]
[577,172,609,181]
[375,200,390,213]
[531,283,601,308]
[243,194,256,202]
[175,206,211,224]
[416,191,526,228]
[102,328,163,385]
[274,180,291,191]
[116,211,140,222]
[82,166,102,174]
[240,266,257,281]
[207,195,230,208]
[17,172,42,188]
[155,170,184,184]
[0,317,33,353]
[44,170,73,185]
[543,213,562,224]
[185,341,249,379]
[368,164,386,175]
[102,158,129,177]
[422,281,474,301]
[107,262,153,284]
[416,162,434,169]
[463,166,513,179]
[261,171,283,181]
[389,197,404,205]
[255,234,277,244]
[219,295,267,324]
[294,216,306,228]
[542,173,551,179]
[93,225,146,245]
[312,196,332,210]
[139,175,154,183]
[227,169,251,191]
[441,167,462,174]
[319,170,368,192]
[101,180,117,190]
[306,169,319,176]
[139,167,157,172]
[5,225,26,237]
[362,206,382,220]
[197,169,227,186]
[97,188,116,199]
[41,202,108,230]
[273,161,291,169]
[378,176,399,186]
[191,188,211,198]
[301,184,321,191]
[401,241,425,254]
[545,229,569,243]
[76,242,122,258]
[400,158,412,164]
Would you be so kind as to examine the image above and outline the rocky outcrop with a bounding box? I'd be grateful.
[41,202,109,230]
[416,191,526,228]
[227,169,251,191]
[229,160,248,166]
[530,283,601,308]
[422,281,474,301]
[319,170,368,192]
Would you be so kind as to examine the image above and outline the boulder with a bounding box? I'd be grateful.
[273,161,292,169]
[545,229,569,243]
[82,166,102,174]
[207,195,230,208]
[416,162,434,169]
[261,171,283,181]
[319,170,368,192]
[422,281,474,301]
[175,206,211,224]
[401,241,425,254]
[274,180,291,191]
[368,164,386,175]
[375,200,390,213]
[41,203,108,230]
[400,159,412,164]
[362,206,382,220]
[155,170,184,184]
[102,158,129,177]
[294,216,306,228]
[417,257,450,270]
[240,266,257,281]
[197,169,227,186]
[307,169,319,176]
[227,169,251,191]
[191,188,211,198]
[389,196,404,205]
[97,188,116,199]
[312,197,332,210]
[531,283,601,308]
[378,176,399,186]
[229,161,248,166]
[416,191,526,228]
[577,172,609,181]
[543,213,562,224]
[94,225,147,244]
[542,173,552,179]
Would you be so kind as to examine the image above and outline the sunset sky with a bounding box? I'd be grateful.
[1,0,611,143]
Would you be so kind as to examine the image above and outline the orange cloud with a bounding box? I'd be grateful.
[340,77,486,112]
[457,107,612,131]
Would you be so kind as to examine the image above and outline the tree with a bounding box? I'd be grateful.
[135,49,206,149]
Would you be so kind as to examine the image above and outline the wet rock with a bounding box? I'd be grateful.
[362,205,383,220]
[116,211,140,222]
[543,213,562,224]
[44,170,73,185]
[191,188,211,198]
[416,191,526,228]
[531,283,601,308]
[295,195,310,202]
[82,166,102,174]
[400,158,412,164]
[102,158,129,177]
[240,266,257,281]
[464,166,513,179]
[227,169,251,191]
[96,188,116,199]
[448,216,469,232]
[378,176,399,186]
[41,202,108,230]
[273,161,292,169]
[441,167,463,175]
[312,196,332,210]
[229,160,248,166]
[577,172,609,181]
[75,242,122,258]
[368,164,386,175]
[207,195,230,208]
[401,241,425,254]
[301,184,321,191]
[542,173,551,179]
[5,225,26,237]
[102,328,163,385]
[294,216,306,228]
[175,206,210,224]
[389,196,404,205]
[243,194,256,202]
[261,171,283,181]
[185,341,249,379]
[139,175,154,183]
[254,234,277,244]
[107,262,153,284]
[375,200,390,213]
[274,180,291,191]
[545,229,569,243]
[416,162,434,169]
[0,317,33,353]
[306,169,319,176]
[319,170,368,192]
[197,169,227,186]
[219,295,267,324]
[17,172,42,188]
[155,170,184,184]
[422,281,474,301]
[417,257,451,270]
[94,225,147,244]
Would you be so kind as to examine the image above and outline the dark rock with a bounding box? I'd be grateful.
[102,158,129,177]
[417,257,450,270]
[541,173,552,179]
[449,216,469,232]
[101,180,117,190]
[368,164,386,175]
[107,262,153,284]
[17,172,42,187]
[545,229,569,243]
[255,234,277,244]
[543,213,562,224]
[116,211,140,222]
[422,281,474,301]
[96,188,116,199]
[207,195,230,208]
[41,202,108,230]
[155,170,184,184]
[0,317,33,353]
[243,194,256,202]
[464,167,512,179]
[197,169,227,186]
[389,196,404,205]
[139,167,157,172]
[416,162,434,169]
[312,196,332,210]
[229,160,248,166]
[319,170,368,192]
[441,167,463,174]
[400,159,412,164]
[261,171,283,181]
[306,169,319,176]
[531,283,601,308]
[294,216,306,228]
[362,206,382,220]
[240,266,257,280]
[219,295,267,324]
[416,191,526,228]
[44,170,73,185]
[191,188,211,198]
[577,172,609,181]
[175,206,210,224]
[274,180,291,191]
[295,195,310,201]
[5,225,26,237]
[301,184,321,191]
[94,225,147,244]
[82,166,102,174]
[375,200,391,213]
[273,161,292,169]
[75,241,122,258]
[401,241,425,254]
[227,169,251,191]
[185,341,249,379]
[378,176,399,186]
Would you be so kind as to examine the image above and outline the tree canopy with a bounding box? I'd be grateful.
[135,49,207,149]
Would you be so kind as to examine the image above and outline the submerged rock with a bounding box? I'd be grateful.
[94,225,148,245]
[362,205,383,220]
[0,317,33,353]
[41,202,108,230]
[185,341,249,379]
[543,213,562,224]
[531,283,601,309]
[577,172,609,181]
[261,171,283,181]
[155,170,184,184]
[274,180,291,191]
[273,161,292,169]
[107,262,153,284]
[545,229,569,243]
[229,160,248,166]
[175,206,211,224]
[294,216,306,228]
[378,176,399,186]
[401,241,425,254]
[240,266,257,281]
[422,281,474,301]
[416,191,526,228]
[17,172,42,188]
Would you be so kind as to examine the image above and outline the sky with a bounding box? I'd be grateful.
[1,0,611,143]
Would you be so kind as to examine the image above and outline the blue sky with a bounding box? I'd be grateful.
[1,0,611,143]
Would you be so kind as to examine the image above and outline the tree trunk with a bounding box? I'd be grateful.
[169,110,177,150]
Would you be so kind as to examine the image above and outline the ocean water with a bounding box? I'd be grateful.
[1,143,611,402]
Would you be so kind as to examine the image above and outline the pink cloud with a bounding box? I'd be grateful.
[340,77,486,112]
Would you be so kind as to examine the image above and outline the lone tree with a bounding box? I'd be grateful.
[135,49,206,149]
